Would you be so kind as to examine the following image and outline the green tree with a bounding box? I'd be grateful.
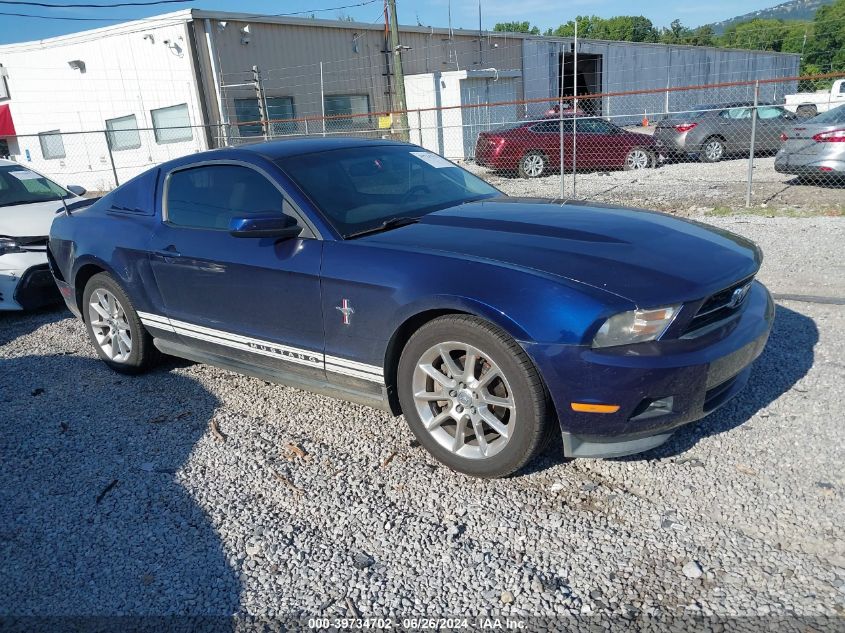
[806,0,845,73]
[546,15,658,42]
[493,21,540,35]
[659,20,715,46]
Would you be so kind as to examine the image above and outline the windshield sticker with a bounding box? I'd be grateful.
[8,170,43,181]
[410,152,454,169]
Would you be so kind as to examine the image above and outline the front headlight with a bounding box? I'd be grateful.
[592,304,681,348]
[0,237,24,257]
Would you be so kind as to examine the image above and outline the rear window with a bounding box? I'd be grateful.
[810,104,845,125]
[669,105,718,121]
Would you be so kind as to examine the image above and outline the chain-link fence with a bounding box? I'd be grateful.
[2,72,843,209]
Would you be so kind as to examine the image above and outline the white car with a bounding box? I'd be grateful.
[0,159,85,311]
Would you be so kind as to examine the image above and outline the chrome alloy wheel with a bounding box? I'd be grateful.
[520,154,545,177]
[412,342,515,460]
[704,139,724,162]
[88,288,132,363]
[625,149,650,170]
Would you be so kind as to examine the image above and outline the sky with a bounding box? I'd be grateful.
[0,0,783,45]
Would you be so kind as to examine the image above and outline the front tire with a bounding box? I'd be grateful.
[518,151,547,178]
[397,315,549,478]
[82,272,158,374]
[700,137,725,163]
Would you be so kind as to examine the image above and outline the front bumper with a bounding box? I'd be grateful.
[524,281,775,458]
[0,252,60,311]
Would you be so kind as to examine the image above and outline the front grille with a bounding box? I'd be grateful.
[683,276,754,337]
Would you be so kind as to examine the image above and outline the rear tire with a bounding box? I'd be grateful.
[82,272,159,374]
[397,315,549,478]
[623,147,654,171]
[796,105,817,119]
[518,151,547,178]
[700,137,725,163]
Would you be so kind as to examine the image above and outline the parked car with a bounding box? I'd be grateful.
[653,103,795,163]
[49,138,773,478]
[475,117,660,178]
[775,104,845,179]
[0,160,86,311]
[784,79,845,118]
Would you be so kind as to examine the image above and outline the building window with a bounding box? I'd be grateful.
[38,130,66,159]
[234,97,295,137]
[151,103,192,144]
[0,76,9,101]
[105,114,141,151]
[323,94,370,129]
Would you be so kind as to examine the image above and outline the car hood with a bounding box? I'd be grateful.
[360,198,761,306]
[0,198,73,238]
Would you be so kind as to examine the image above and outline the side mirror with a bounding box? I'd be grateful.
[67,185,86,196]
[229,213,302,239]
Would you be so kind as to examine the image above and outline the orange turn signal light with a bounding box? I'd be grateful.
[570,402,620,414]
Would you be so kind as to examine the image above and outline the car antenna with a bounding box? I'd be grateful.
[59,192,71,216]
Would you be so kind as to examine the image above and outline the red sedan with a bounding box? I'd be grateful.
[475,117,661,178]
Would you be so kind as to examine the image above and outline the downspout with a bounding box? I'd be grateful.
[203,18,227,145]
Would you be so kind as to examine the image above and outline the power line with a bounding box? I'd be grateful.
[0,0,189,6]
[0,0,380,21]
[0,9,128,18]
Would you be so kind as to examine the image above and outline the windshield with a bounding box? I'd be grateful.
[809,104,845,125]
[275,145,501,237]
[0,165,71,208]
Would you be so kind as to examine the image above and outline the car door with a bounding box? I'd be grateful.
[718,107,753,153]
[756,106,792,152]
[575,118,621,167]
[531,119,574,169]
[147,161,325,382]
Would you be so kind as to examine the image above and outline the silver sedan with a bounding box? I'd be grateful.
[775,104,845,179]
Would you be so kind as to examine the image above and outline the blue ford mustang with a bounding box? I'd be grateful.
[48,138,773,478]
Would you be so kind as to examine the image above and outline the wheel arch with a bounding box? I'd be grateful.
[382,298,536,416]
[73,260,111,318]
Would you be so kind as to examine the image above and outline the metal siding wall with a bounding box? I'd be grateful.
[522,39,800,123]
[203,21,523,127]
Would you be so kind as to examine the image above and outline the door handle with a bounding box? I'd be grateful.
[154,246,181,258]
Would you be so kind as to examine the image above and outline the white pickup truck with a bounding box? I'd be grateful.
[784,79,845,117]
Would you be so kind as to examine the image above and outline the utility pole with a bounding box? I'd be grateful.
[386,0,410,141]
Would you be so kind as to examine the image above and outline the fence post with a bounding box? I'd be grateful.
[559,86,565,200]
[745,81,759,208]
[572,21,578,198]
[320,62,327,137]
[104,130,119,189]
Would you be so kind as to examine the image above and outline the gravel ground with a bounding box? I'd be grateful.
[465,156,845,215]
[1,218,844,625]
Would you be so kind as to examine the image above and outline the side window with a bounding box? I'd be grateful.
[758,106,785,120]
[530,120,558,134]
[576,119,616,134]
[721,107,751,120]
[839,82,845,94]
[166,164,285,230]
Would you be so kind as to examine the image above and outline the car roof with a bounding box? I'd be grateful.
[239,136,410,160]
[155,136,416,172]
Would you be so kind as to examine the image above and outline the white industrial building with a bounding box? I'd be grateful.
[0,9,800,190]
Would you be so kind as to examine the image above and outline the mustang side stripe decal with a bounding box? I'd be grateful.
[137,311,383,382]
